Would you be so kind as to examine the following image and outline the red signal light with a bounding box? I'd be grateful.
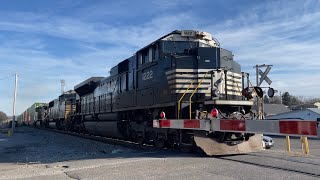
[211,108,218,118]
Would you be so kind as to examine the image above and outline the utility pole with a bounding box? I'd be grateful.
[12,73,18,134]
[255,65,259,88]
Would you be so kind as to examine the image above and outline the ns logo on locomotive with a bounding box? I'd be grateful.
[34,30,270,155]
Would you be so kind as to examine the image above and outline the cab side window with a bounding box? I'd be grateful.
[137,43,159,68]
[120,73,128,92]
[152,43,159,61]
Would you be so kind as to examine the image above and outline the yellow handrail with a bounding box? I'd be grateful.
[177,80,195,119]
[189,71,210,119]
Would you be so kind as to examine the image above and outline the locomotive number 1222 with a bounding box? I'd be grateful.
[142,70,153,81]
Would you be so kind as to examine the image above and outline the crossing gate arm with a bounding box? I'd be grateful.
[153,119,319,137]
[153,119,211,131]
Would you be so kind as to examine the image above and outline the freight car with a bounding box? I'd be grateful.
[18,103,46,126]
[31,30,318,155]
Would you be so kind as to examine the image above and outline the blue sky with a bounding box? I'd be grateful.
[0,0,320,115]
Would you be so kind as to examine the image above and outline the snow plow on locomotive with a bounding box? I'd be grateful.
[34,30,318,156]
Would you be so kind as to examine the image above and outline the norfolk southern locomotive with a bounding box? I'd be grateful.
[36,30,264,155]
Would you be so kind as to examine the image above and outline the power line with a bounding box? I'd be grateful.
[0,74,15,81]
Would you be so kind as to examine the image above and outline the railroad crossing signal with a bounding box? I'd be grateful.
[255,64,273,86]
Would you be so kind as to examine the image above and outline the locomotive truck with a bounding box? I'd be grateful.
[32,30,318,155]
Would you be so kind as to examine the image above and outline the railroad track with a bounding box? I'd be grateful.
[217,153,320,178]
[35,127,165,152]
[35,126,320,177]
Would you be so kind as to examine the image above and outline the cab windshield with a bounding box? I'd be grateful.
[162,41,212,53]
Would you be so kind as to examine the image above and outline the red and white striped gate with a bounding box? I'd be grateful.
[153,119,319,137]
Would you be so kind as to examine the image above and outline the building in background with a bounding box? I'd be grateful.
[252,103,291,117]
[290,103,318,110]
[267,108,320,121]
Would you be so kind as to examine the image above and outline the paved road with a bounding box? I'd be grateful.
[0,127,319,180]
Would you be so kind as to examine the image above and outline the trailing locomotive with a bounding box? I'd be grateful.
[64,30,261,154]
[43,90,76,130]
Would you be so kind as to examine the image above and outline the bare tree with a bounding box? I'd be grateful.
[268,95,282,104]
[0,111,8,122]
[305,98,320,104]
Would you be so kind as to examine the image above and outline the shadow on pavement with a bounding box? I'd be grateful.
[0,126,204,165]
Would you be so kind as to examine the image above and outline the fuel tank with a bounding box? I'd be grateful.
[84,112,126,139]
[84,121,125,139]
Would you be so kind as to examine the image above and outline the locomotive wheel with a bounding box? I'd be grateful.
[180,131,195,152]
[131,130,144,145]
[154,133,166,148]
[56,121,62,130]
[154,138,166,148]
[180,144,195,153]
[136,135,144,145]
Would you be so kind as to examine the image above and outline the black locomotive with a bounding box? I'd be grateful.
[37,30,261,154]
[40,90,76,129]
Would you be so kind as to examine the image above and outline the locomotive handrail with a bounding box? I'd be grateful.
[189,70,210,119]
[177,79,195,119]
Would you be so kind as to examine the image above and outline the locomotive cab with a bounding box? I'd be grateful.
[155,30,260,154]
[156,30,254,118]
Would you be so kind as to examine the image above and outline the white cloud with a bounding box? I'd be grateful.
[203,2,320,97]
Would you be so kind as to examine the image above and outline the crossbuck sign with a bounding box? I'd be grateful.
[256,64,272,86]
